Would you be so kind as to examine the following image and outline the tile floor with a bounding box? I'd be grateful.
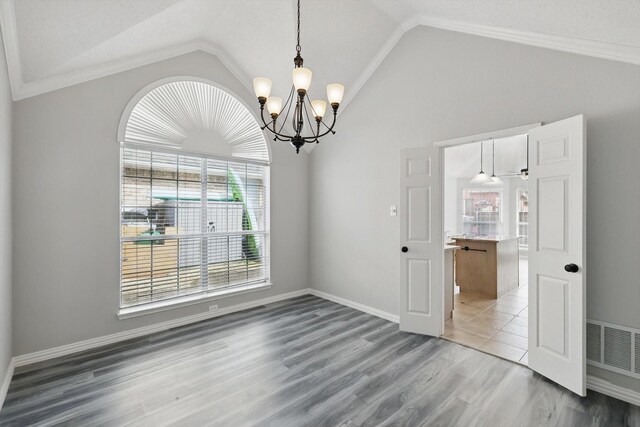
[443,257,529,364]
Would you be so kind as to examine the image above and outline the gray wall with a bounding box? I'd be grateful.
[12,51,310,355]
[0,33,12,382]
[310,27,640,389]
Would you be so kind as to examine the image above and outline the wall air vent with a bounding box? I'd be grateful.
[636,334,640,375]
[586,322,601,363]
[587,320,639,380]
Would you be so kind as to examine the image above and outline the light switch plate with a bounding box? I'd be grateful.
[390,205,397,216]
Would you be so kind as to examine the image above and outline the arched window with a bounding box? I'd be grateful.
[117,78,270,316]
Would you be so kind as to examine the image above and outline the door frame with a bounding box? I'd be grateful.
[432,122,542,336]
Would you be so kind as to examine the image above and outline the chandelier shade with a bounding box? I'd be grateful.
[292,67,313,92]
[311,100,327,119]
[253,77,272,99]
[327,84,345,105]
[252,0,344,153]
[267,97,283,116]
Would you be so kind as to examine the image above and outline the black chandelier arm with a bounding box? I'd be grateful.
[301,99,318,140]
[259,104,295,140]
[302,110,337,141]
[278,86,296,134]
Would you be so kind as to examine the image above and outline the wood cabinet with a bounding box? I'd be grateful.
[453,236,519,299]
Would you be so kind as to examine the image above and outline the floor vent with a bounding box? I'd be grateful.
[587,320,639,380]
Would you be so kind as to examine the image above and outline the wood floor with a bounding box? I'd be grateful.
[1,295,638,426]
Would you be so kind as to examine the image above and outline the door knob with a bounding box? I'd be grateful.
[564,263,579,273]
[401,246,408,253]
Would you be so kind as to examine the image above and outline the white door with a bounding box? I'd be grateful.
[399,147,442,335]
[528,115,586,396]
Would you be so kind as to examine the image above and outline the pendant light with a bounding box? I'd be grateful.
[485,140,504,186]
[470,142,491,184]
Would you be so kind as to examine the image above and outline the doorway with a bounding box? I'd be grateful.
[399,116,587,395]
[441,135,530,365]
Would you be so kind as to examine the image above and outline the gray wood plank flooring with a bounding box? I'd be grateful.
[1,295,638,426]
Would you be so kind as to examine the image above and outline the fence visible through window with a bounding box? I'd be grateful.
[120,147,268,308]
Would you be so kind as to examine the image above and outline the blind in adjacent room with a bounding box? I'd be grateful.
[120,146,269,309]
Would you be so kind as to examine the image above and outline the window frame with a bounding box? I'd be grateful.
[118,143,271,319]
[516,186,529,250]
[460,187,504,236]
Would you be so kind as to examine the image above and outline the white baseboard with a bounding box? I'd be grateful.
[13,288,312,367]
[13,288,395,369]
[9,288,638,409]
[308,289,399,323]
[587,375,640,407]
[0,359,15,410]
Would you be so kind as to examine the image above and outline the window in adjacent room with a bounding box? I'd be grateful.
[516,187,529,249]
[461,188,503,236]
[120,146,269,309]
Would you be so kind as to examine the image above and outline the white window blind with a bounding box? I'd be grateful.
[120,146,269,309]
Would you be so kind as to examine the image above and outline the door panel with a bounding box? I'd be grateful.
[537,275,568,356]
[408,259,431,314]
[407,187,430,241]
[528,114,586,396]
[537,176,568,252]
[400,147,441,335]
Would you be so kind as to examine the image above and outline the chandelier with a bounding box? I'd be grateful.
[252,0,344,153]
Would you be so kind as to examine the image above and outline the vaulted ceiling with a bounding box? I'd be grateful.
[1,0,639,103]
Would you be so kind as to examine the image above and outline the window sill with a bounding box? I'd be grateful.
[117,281,273,320]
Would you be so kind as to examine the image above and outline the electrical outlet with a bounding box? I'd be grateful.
[209,305,219,312]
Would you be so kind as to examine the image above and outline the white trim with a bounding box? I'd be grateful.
[308,289,400,324]
[122,141,270,167]
[434,122,541,148]
[0,26,253,101]
[117,282,273,319]
[338,22,410,116]
[0,0,22,99]
[587,375,640,407]
[0,358,14,410]
[7,288,640,407]
[1,0,637,104]
[416,16,640,66]
[13,288,311,367]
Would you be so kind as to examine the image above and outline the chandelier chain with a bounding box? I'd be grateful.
[296,0,301,53]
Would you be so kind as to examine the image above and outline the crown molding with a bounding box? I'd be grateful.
[6,40,254,101]
[1,1,638,106]
[341,15,639,132]
[415,16,640,66]
[0,0,253,101]
[0,0,23,98]
[306,15,639,155]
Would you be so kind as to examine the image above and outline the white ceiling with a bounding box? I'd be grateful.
[1,0,639,102]
[445,134,528,179]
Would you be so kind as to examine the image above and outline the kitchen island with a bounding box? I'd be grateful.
[452,235,519,299]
